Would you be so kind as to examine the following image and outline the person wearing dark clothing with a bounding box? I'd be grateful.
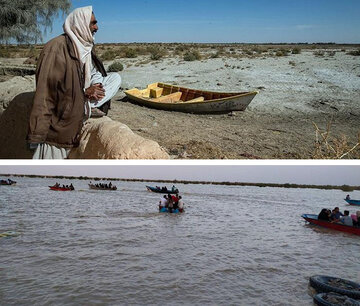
[318,209,331,221]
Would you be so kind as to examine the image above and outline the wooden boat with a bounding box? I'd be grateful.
[345,198,360,206]
[146,185,178,194]
[88,183,117,191]
[125,82,258,113]
[1,179,16,185]
[302,214,360,236]
[49,186,74,191]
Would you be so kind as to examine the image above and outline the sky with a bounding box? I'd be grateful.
[1,165,360,185]
[42,0,360,43]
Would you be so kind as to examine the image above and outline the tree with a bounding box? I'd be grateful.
[0,0,71,44]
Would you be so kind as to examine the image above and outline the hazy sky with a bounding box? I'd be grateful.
[43,0,360,43]
[1,165,359,185]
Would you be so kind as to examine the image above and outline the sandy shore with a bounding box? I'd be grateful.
[1,48,360,159]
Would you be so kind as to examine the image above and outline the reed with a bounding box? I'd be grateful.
[312,120,360,159]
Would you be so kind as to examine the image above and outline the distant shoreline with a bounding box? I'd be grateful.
[1,173,359,191]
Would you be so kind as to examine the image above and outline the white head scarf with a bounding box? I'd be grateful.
[63,6,94,89]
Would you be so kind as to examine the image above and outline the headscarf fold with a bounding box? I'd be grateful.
[63,6,94,89]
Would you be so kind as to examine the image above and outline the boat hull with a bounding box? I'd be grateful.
[345,199,360,206]
[125,82,258,114]
[302,214,360,236]
[159,207,183,213]
[49,186,74,191]
[1,180,16,185]
[146,185,178,194]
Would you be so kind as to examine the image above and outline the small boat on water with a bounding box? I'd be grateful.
[345,198,360,206]
[159,207,184,214]
[88,183,117,191]
[1,179,16,185]
[302,214,360,236]
[310,275,360,300]
[125,82,258,114]
[49,186,74,191]
[146,185,179,194]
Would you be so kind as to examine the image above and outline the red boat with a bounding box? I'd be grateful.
[49,186,74,191]
[302,214,360,236]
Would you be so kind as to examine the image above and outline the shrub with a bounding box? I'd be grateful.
[292,47,301,54]
[148,46,167,60]
[313,50,325,57]
[101,50,117,61]
[276,49,290,57]
[210,51,221,58]
[184,50,201,61]
[0,47,11,58]
[124,48,137,58]
[244,49,253,56]
[347,49,360,56]
[107,61,124,72]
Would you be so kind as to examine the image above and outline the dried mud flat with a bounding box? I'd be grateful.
[1,47,360,159]
[108,50,360,159]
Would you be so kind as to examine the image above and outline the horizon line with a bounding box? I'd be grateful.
[1,173,359,191]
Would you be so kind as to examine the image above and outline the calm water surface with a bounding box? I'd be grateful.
[1,177,359,305]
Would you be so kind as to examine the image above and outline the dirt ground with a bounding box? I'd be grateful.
[1,46,360,159]
[109,95,358,159]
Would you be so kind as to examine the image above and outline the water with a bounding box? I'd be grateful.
[1,177,359,305]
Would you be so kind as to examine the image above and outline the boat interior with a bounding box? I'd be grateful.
[126,82,244,103]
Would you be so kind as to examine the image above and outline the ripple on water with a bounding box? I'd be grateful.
[1,178,360,305]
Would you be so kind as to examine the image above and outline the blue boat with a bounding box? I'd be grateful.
[146,185,179,194]
[344,198,360,206]
[159,207,183,214]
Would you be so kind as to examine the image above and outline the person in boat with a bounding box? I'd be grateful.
[354,211,360,227]
[318,209,331,221]
[171,185,177,192]
[340,210,353,226]
[159,196,167,211]
[27,6,122,159]
[109,182,112,188]
[346,194,351,200]
[70,183,74,190]
[167,194,174,213]
[172,193,179,210]
[159,195,168,209]
[178,196,184,213]
[330,207,344,222]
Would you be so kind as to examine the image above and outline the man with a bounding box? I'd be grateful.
[331,207,344,222]
[340,210,353,226]
[178,196,184,213]
[28,6,121,159]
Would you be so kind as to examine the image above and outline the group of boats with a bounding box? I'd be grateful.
[310,275,360,305]
[302,197,360,236]
[49,182,117,191]
[147,185,185,214]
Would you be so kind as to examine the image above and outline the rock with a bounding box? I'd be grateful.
[0,92,35,159]
[0,92,169,159]
[0,76,35,111]
[68,117,169,159]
